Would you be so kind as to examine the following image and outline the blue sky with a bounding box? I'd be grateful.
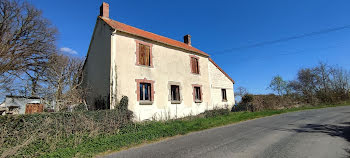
[28,0,350,95]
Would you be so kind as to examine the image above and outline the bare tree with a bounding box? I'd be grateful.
[329,66,350,100]
[314,62,331,93]
[44,53,85,109]
[287,62,350,104]
[288,68,319,104]
[0,0,57,95]
[236,86,248,97]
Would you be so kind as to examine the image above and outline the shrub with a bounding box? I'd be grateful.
[236,94,302,112]
[231,103,250,112]
[73,103,88,111]
[203,108,229,118]
[117,96,133,121]
[0,98,133,158]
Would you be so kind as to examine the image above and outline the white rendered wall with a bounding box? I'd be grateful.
[113,32,212,121]
[208,60,235,110]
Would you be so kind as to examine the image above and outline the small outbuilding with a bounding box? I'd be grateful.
[0,96,43,115]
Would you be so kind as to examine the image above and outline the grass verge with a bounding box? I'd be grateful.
[39,103,350,158]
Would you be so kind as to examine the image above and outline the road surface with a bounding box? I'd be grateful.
[104,106,350,158]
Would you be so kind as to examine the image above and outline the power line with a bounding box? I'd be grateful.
[230,41,348,65]
[213,24,350,54]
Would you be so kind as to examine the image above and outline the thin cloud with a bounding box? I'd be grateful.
[60,47,78,55]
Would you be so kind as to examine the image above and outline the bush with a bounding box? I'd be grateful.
[73,103,88,111]
[117,96,133,121]
[236,94,300,112]
[231,103,251,112]
[0,99,133,157]
[235,94,254,111]
[203,108,229,118]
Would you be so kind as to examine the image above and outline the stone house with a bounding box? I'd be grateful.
[82,2,235,121]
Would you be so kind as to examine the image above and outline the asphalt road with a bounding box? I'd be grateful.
[104,106,350,158]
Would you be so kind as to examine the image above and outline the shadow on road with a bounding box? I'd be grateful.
[290,122,350,157]
[293,122,350,142]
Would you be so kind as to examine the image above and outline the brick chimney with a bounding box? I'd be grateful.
[100,2,109,18]
[184,34,191,46]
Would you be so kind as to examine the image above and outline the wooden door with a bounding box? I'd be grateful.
[25,103,44,114]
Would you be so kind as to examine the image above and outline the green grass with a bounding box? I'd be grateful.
[41,103,349,157]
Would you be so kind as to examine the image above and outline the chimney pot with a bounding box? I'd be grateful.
[100,2,109,18]
[184,34,191,46]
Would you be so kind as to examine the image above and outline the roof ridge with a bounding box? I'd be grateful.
[98,17,234,84]
[105,17,180,43]
[99,16,209,56]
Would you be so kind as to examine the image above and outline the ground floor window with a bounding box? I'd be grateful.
[222,89,227,101]
[192,85,202,102]
[140,83,151,101]
[171,85,180,101]
[136,78,154,104]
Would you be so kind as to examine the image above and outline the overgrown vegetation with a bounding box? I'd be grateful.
[0,96,133,157]
[0,0,86,110]
[238,62,350,111]
[1,101,349,157]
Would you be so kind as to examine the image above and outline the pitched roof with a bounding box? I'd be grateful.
[100,17,209,57]
[209,58,235,84]
[99,16,234,84]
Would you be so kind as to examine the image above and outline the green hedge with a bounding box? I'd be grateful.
[1,102,347,157]
[0,109,132,157]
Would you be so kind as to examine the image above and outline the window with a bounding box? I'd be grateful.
[171,85,180,101]
[194,86,201,102]
[140,83,151,101]
[136,78,154,104]
[192,84,202,103]
[222,89,227,101]
[191,57,199,74]
[138,44,151,66]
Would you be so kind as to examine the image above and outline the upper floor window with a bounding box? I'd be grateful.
[190,56,199,74]
[222,89,227,101]
[136,40,153,67]
[139,44,150,66]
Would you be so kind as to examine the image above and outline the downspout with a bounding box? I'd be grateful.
[110,30,117,109]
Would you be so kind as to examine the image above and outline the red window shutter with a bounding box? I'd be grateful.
[139,44,145,65]
[145,45,150,66]
[192,58,198,74]
[191,57,195,73]
[194,59,198,73]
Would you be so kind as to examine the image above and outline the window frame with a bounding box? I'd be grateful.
[168,81,182,104]
[135,78,155,105]
[221,89,227,102]
[171,85,180,102]
[189,55,200,74]
[192,84,203,103]
[140,83,151,101]
[135,40,153,67]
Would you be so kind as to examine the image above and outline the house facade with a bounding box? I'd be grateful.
[83,2,235,121]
